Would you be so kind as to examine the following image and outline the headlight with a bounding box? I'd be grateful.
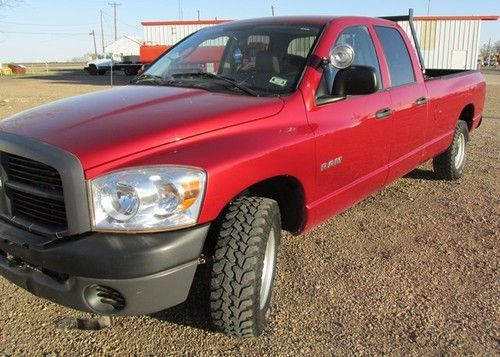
[90,166,206,232]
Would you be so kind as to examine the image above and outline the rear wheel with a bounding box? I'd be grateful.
[209,196,281,338]
[433,120,469,180]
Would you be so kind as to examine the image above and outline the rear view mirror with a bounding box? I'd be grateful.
[331,65,378,97]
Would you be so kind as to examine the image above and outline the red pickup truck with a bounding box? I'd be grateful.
[0,13,485,338]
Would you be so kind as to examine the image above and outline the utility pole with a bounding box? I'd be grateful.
[108,2,121,41]
[100,10,105,54]
[89,30,97,58]
[271,5,275,16]
[427,0,431,15]
[197,9,201,21]
[178,0,183,20]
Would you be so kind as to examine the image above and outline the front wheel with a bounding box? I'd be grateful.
[124,67,137,76]
[210,196,281,338]
[433,120,469,180]
[88,65,98,75]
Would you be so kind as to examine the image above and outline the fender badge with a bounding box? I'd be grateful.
[320,156,343,171]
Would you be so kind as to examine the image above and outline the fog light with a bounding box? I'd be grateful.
[84,285,126,314]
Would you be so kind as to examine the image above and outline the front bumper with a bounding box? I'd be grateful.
[0,220,210,315]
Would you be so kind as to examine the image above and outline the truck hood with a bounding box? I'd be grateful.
[0,85,284,170]
[86,58,113,66]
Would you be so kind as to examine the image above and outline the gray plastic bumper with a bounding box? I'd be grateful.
[0,223,210,315]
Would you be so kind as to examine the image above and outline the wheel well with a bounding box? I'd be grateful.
[459,104,474,130]
[243,176,305,235]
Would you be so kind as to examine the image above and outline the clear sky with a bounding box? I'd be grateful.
[0,0,498,62]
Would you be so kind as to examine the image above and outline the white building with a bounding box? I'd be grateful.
[399,15,499,70]
[141,20,229,46]
[140,16,499,70]
[104,35,143,59]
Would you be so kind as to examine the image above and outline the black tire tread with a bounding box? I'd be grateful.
[88,65,98,75]
[433,120,469,180]
[210,196,280,338]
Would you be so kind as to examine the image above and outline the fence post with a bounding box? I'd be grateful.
[110,60,113,86]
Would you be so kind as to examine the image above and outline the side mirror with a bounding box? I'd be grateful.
[331,65,378,97]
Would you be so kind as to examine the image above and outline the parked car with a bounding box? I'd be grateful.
[85,52,162,76]
[0,13,485,338]
[7,63,27,75]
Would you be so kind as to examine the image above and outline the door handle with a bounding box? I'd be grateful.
[416,97,428,106]
[375,107,393,120]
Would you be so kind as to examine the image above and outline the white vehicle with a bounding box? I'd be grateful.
[84,54,142,76]
[84,58,114,76]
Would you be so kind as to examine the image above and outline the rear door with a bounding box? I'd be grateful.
[306,25,392,220]
[373,25,429,182]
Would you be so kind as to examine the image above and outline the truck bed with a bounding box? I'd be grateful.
[425,68,479,80]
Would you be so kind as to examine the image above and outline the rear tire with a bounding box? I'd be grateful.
[433,120,469,180]
[210,196,281,338]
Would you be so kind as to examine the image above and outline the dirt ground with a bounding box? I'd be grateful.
[0,69,498,356]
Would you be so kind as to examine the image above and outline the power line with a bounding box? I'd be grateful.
[0,20,97,27]
[101,10,142,33]
[0,30,88,35]
[1,21,95,28]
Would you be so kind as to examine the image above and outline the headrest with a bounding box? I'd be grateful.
[255,51,280,73]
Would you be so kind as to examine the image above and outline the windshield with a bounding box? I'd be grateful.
[139,23,323,96]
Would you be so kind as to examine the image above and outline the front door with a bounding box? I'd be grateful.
[306,25,392,223]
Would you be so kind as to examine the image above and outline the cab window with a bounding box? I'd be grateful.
[375,26,415,87]
[321,26,381,97]
[145,24,323,96]
[176,36,229,74]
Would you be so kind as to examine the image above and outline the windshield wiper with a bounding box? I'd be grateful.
[130,73,166,85]
[171,72,259,97]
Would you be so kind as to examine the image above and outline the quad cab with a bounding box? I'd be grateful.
[0,11,485,338]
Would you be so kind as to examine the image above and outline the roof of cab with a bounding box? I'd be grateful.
[219,16,396,27]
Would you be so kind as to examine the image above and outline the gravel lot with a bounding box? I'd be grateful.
[0,70,498,356]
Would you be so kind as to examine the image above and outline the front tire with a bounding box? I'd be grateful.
[88,65,98,75]
[124,67,137,76]
[433,120,469,180]
[210,196,281,338]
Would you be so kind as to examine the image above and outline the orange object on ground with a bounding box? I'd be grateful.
[140,45,169,64]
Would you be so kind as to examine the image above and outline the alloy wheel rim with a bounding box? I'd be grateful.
[454,133,466,169]
[260,229,276,310]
